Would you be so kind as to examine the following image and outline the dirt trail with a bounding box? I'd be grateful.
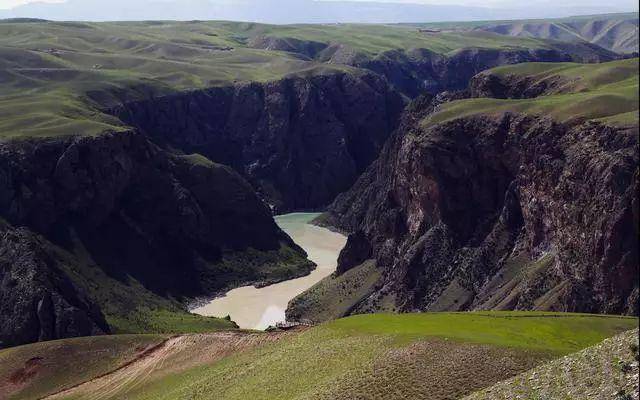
[44,330,292,400]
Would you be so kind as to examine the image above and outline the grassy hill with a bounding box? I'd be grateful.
[1,312,635,400]
[425,58,639,127]
[0,19,610,139]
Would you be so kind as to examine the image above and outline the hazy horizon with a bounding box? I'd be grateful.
[0,0,637,23]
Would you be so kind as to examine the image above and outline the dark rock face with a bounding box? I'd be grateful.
[0,224,109,348]
[0,132,289,254]
[0,130,309,347]
[336,231,371,275]
[469,72,570,99]
[112,73,405,213]
[322,105,639,316]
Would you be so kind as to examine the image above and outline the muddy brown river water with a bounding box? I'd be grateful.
[191,213,346,330]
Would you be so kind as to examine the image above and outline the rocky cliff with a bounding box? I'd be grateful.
[112,73,405,213]
[0,131,312,347]
[0,222,110,348]
[305,82,638,320]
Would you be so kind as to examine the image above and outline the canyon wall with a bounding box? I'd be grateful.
[304,94,638,319]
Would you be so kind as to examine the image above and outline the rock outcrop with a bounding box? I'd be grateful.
[313,97,638,318]
[0,223,109,348]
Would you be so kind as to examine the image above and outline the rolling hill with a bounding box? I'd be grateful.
[0,19,616,140]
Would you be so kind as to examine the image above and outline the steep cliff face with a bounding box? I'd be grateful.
[468,71,570,99]
[311,99,638,319]
[112,73,405,212]
[0,131,311,347]
[0,223,110,348]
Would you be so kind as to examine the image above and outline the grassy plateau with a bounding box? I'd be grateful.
[0,19,590,139]
[425,58,639,127]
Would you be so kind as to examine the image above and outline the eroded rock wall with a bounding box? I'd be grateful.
[316,105,638,317]
[113,73,405,212]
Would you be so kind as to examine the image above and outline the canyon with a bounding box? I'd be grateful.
[0,18,637,349]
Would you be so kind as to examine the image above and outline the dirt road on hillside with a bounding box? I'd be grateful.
[44,330,292,400]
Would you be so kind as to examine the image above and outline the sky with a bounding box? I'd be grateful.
[0,0,636,22]
[0,0,638,9]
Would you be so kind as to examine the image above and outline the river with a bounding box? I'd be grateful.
[191,213,347,330]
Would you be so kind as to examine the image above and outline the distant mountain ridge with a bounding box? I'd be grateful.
[408,13,639,54]
[478,13,639,54]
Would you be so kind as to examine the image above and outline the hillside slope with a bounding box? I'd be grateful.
[301,59,639,322]
[465,329,640,399]
[0,312,636,400]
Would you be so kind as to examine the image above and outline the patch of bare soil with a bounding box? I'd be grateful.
[312,338,548,400]
[464,329,640,400]
[0,356,45,398]
[45,330,293,400]
[9,357,44,385]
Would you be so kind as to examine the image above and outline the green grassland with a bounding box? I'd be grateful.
[486,56,639,87]
[27,312,634,400]
[234,22,551,56]
[0,334,168,400]
[425,58,639,127]
[0,20,570,139]
[1,312,635,400]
